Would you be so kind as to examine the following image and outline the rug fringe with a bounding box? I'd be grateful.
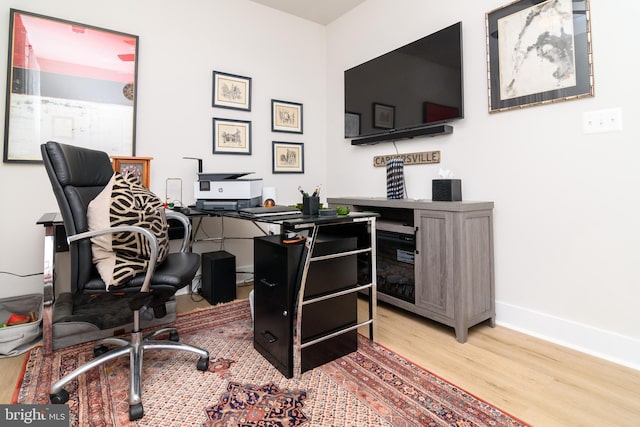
[356,334,532,426]
[10,344,40,404]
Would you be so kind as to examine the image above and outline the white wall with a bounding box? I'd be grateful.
[0,0,327,295]
[326,0,640,369]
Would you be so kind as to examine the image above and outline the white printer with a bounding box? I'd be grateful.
[194,172,262,211]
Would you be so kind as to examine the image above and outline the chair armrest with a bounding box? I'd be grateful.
[68,226,158,293]
[165,210,192,253]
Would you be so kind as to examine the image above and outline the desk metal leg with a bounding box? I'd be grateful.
[42,224,56,355]
[369,217,377,341]
[292,225,317,379]
[189,216,204,251]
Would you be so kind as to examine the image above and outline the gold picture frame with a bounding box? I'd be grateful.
[111,156,152,188]
[486,0,594,113]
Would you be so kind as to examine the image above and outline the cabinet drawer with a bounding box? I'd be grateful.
[312,235,357,256]
[305,256,357,298]
[254,274,289,306]
[302,293,357,341]
[254,236,303,307]
[254,301,291,370]
[305,235,357,298]
[301,330,357,373]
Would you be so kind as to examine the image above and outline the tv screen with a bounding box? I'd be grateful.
[344,22,463,140]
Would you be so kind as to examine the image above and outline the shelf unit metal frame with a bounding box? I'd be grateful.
[287,215,378,379]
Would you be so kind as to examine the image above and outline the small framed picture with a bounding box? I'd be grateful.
[271,99,303,134]
[373,103,395,129]
[272,141,304,174]
[345,112,361,137]
[213,118,252,155]
[111,156,153,188]
[212,71,252,111]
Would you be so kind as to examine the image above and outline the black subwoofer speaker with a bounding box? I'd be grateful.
[201,251,236,305]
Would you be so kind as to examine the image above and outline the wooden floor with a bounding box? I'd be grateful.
[2,286,639,426]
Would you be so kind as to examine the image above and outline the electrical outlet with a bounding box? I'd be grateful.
[583,108,623,134]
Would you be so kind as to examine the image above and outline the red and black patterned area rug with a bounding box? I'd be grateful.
[14,300,530,426]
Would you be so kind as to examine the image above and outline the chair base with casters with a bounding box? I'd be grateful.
[49,295,210,421]
[50,291,179,350]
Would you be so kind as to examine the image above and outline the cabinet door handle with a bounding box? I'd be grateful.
[259,278,278,288]
[414,226,420,255]
[261,331,278,343]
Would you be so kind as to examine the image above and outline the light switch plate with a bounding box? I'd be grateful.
[583,108,623,134]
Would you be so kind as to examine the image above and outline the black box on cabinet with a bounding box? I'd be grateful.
[201,251,236,305]
[432,179,462,201]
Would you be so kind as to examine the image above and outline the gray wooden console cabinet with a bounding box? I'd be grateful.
[328,197,495,343]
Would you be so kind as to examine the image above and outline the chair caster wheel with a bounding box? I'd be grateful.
[93,345,109,357]
[197,357,209,371]
[50,389,69,404]
[129,403,144,421]
[169,331,179,342]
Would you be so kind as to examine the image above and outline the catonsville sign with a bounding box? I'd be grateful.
[373,151,440,167]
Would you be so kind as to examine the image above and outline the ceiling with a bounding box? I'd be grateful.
[249,0,366,25]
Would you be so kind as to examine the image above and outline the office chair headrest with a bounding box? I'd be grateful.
[44,141,115,187]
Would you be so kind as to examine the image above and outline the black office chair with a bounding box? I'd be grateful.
[41,141,210,421]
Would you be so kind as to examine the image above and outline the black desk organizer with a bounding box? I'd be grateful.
[253,217,376,378]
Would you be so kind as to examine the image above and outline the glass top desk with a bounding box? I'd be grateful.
[169,207,380,378]
[39,209,379,377]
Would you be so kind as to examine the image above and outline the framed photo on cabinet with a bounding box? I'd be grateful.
[212,71,252,111]
[271,100,303,134]
[111,156,152,188]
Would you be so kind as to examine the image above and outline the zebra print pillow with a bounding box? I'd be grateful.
[88,172,169,289]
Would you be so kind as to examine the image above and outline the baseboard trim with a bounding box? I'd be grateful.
[235,265,253,285]
[496,301,640,371]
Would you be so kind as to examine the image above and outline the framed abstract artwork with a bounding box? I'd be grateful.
[213,117,252,155]
[212,70,251,111]
[3,9,139,162]
[486,0,594,113]
[272,141,304,173]
[271,100,303,134]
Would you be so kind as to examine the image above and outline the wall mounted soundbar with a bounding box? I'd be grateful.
[350,124,453,146]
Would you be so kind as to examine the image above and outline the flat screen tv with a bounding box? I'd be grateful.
[344,22,463,144]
